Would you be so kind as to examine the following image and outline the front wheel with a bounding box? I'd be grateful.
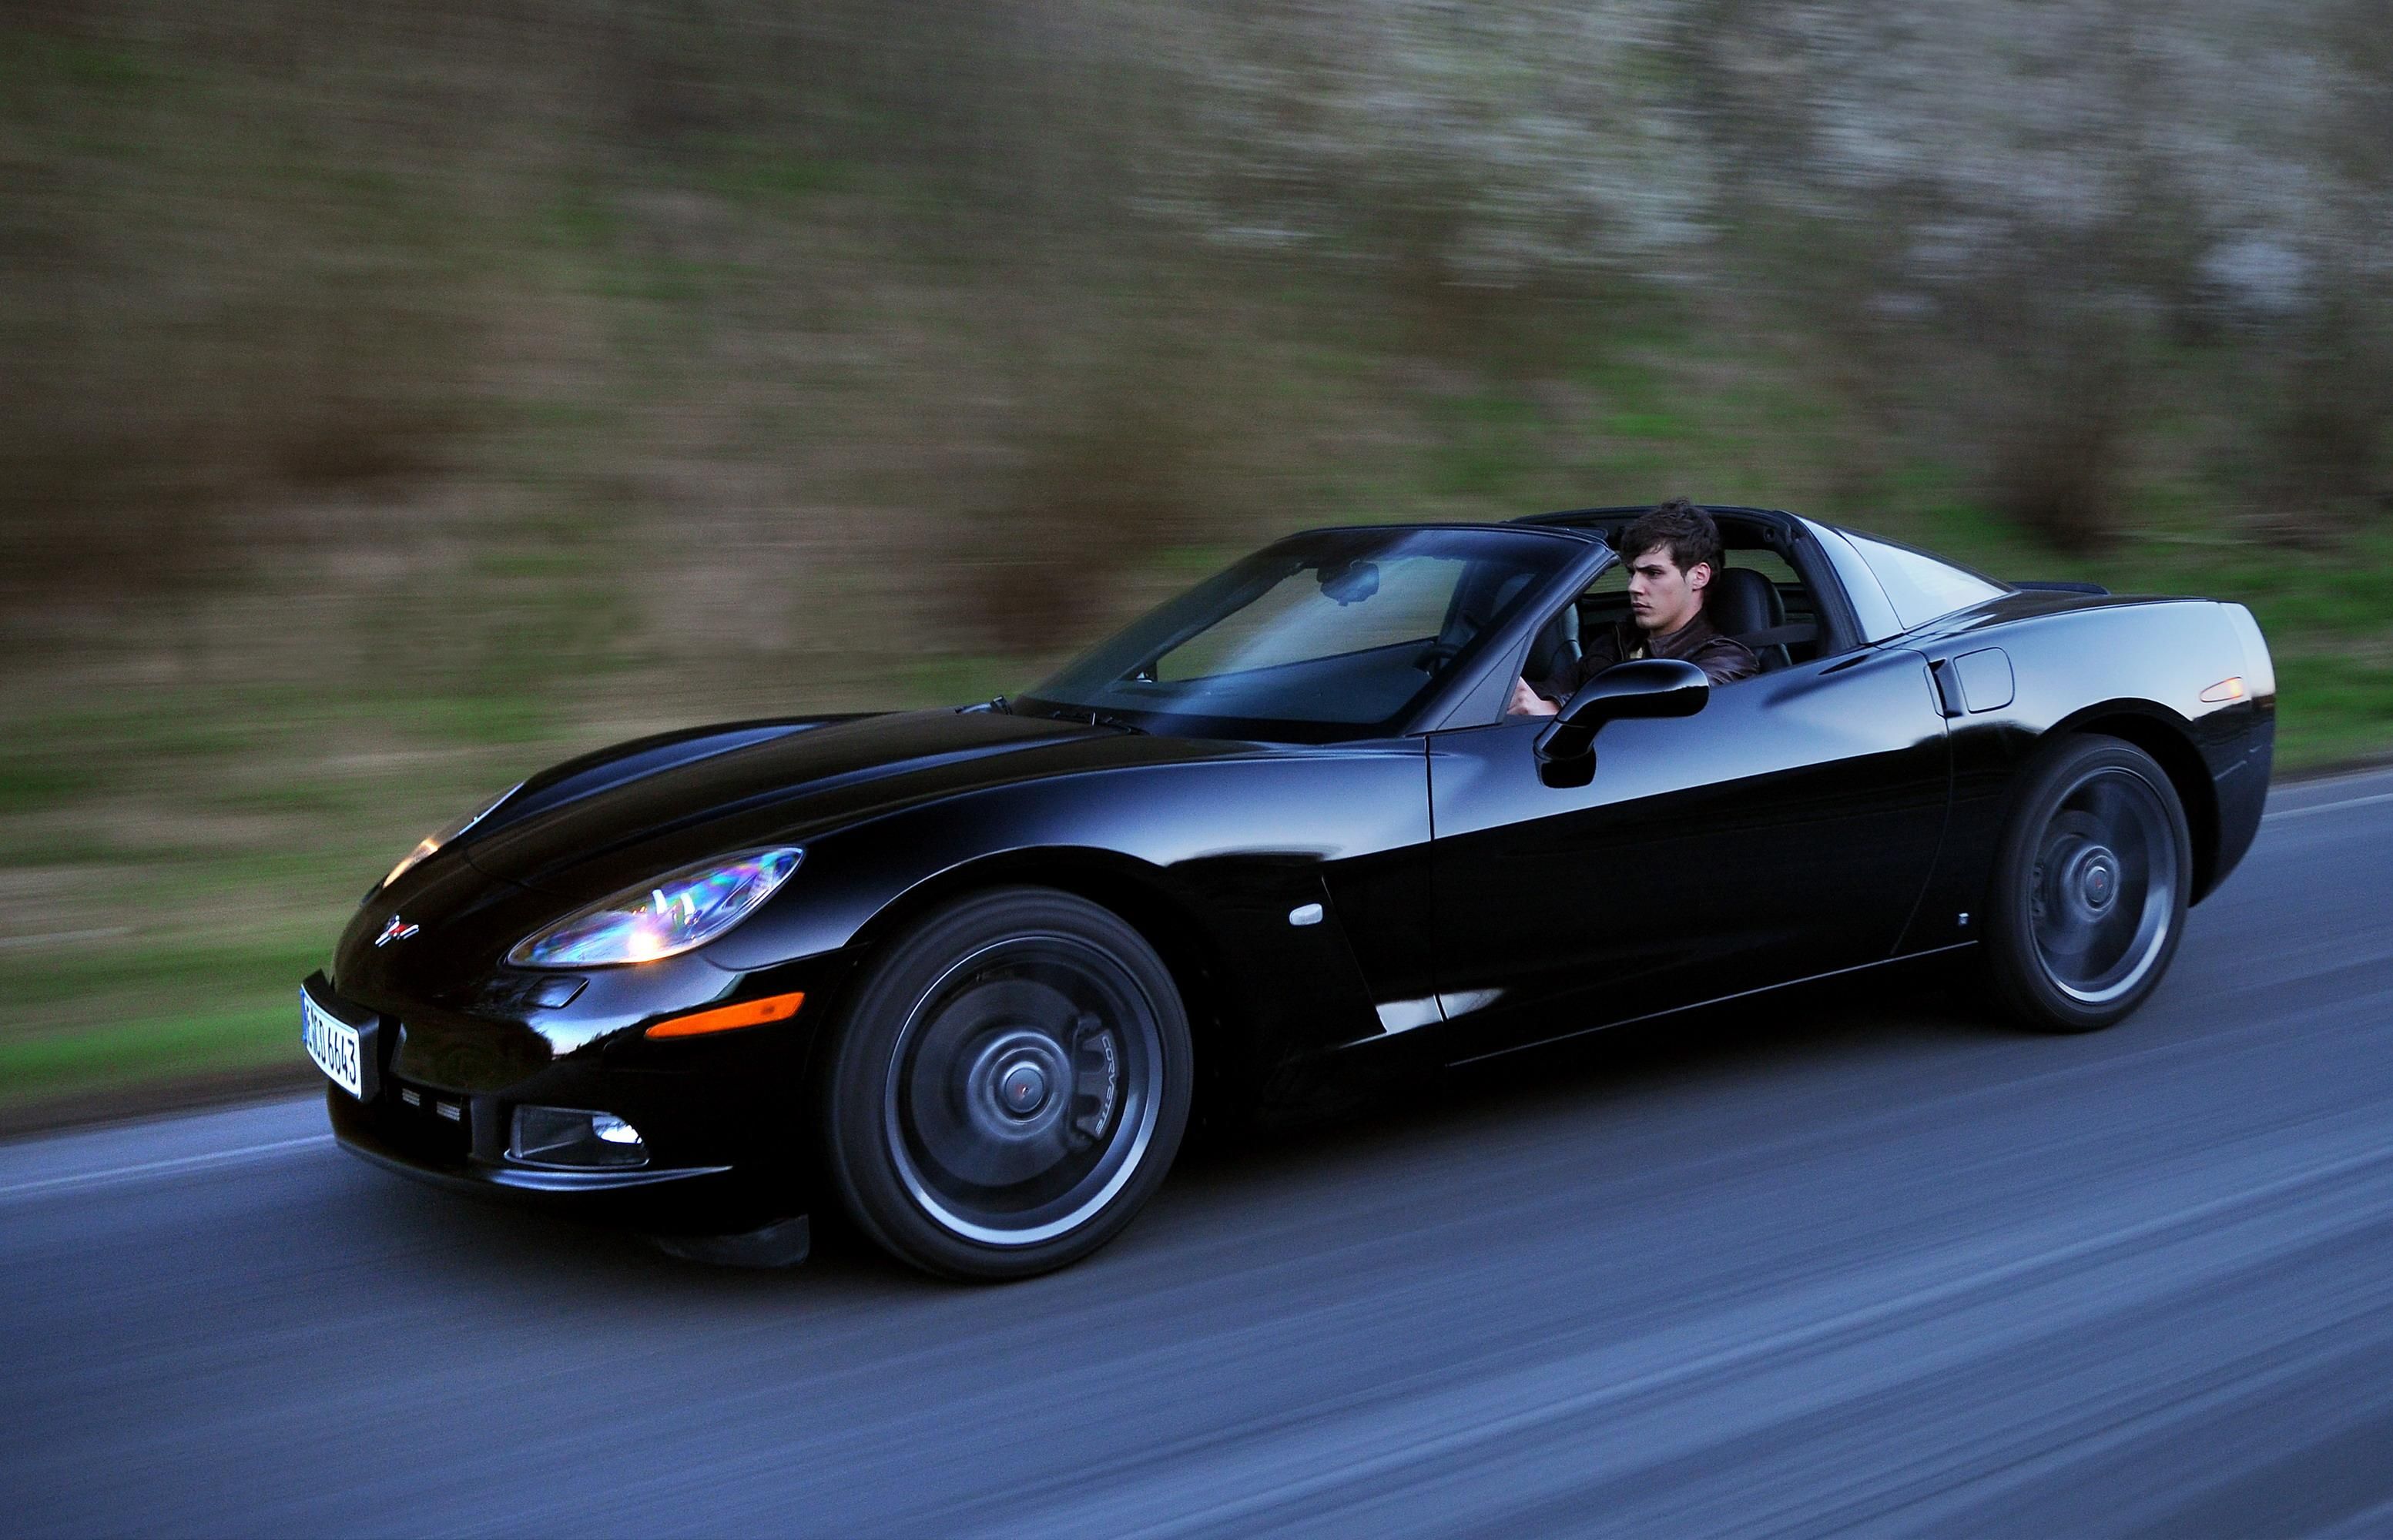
[817,887,1192,1281]
[1983,735,2192,1033]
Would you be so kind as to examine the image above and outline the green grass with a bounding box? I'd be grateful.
[0,925,337,1108]
[0,1004,311,1102]
[1428,389,1550,500]
[2273,655,2393,767]
[701,138,850,207]
[0,759,85,819]
[900,652,1056,708]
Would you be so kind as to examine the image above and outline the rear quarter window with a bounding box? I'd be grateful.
[1845,532,2007,631]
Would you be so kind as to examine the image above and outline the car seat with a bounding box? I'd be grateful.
[1708,567,1789,673]
[1522,604,1580,691]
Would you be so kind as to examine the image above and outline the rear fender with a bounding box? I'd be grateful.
[1903,599,2265,946]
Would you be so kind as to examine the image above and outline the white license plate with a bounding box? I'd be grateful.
[301,989,364,1099]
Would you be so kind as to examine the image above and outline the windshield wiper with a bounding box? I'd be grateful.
[1027,704,1146,734]
[1011,700,1147,733]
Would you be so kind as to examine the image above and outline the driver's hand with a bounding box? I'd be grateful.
[1507,677,1560,717]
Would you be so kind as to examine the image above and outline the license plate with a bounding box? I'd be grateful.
[301,989,364,1098]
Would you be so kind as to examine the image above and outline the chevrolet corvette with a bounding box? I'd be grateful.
[303,506,2275,1278]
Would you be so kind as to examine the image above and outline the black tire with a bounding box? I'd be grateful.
[816,887,1192,1281]
[1983,735,2192,1033]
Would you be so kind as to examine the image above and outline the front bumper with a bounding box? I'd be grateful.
[328,1086,733,1196]
[307,967,832,1238]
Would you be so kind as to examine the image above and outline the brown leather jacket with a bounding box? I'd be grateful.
[1531,610,1758,705]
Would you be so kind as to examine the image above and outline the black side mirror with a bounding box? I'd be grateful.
[1533,658,1708,775]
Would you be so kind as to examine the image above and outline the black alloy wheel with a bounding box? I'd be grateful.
[1983,735,2192,1033]
[818,887,1192,1280]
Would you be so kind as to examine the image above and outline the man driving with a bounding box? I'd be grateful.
[1508,499,1758,716]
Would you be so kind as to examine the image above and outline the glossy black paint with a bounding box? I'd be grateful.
[312,507,2274,1243]
[1894,588,2274,941]
[1532,657,1711,771]
[1427,639,1952,1057]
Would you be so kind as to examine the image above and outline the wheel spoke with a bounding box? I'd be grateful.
[2029,765,2180,1005]
[2080,775,2126,834]
[886,935,1164,1244]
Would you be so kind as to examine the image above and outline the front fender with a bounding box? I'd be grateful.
[703,747,1433,1070]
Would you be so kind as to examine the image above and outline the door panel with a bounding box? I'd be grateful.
[1426,648,1951,1053]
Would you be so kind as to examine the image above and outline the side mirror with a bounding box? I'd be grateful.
[1533,658,1708,773]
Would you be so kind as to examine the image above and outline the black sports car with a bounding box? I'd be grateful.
[304,505,2276,1278]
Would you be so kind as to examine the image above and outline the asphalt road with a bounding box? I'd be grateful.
[8,768,2393,1537]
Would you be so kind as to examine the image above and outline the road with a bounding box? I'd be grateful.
[7,768,2393,1537]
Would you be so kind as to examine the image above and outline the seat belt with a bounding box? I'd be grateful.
[1734,621,1818,650]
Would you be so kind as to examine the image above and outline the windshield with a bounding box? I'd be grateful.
[1021,527,1588,738]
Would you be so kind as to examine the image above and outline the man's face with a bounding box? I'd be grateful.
[1625,544,1709,634]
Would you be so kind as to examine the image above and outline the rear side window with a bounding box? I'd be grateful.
[1845,533,2007,631]
[1727,548,1800,588]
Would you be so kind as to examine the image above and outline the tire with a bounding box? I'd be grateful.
[1983,735,2192,1033]
[817,887,1192,1281]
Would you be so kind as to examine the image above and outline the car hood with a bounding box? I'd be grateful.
[455,707,1171,902]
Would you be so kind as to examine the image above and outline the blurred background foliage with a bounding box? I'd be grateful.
[2,0,2389,1113]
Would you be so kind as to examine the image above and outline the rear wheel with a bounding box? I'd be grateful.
[1984,735,2191,1033]
[818,887,1191,1280]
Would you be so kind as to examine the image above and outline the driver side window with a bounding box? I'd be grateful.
[1540,541,1822,688]
[1568,561,1632,637]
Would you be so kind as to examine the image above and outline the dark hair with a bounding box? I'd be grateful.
[1620,498,1723,584]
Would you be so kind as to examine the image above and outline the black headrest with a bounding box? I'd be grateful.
[1707,566,1781,638]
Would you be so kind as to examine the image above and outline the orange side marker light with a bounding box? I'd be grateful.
[2199,677,2246,704]
[645,990,806,1040]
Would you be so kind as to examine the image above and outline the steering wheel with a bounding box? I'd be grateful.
[1413,637,1464,674]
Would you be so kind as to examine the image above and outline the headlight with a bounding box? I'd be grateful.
[381,784,521,892]
[508,848,803,968]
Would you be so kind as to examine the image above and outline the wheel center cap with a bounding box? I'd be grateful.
[2080,849,2116,909]
[998,1061,1049,1116]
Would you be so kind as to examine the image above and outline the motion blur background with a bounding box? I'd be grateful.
[3,0,2388,1119]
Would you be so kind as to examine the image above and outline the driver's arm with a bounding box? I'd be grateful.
[1507,677,1560,717]
[1510,624,1620,716]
